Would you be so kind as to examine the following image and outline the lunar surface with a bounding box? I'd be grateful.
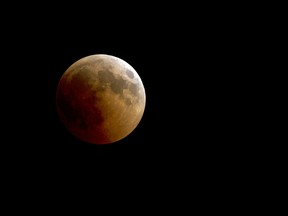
[56,54,146,144]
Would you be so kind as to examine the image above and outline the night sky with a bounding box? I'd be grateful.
[3,4,259,208]
[13,27,238,181]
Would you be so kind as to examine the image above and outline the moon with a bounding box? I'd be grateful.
[56,54,146,144]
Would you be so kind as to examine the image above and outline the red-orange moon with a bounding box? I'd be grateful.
[56,54,146,144]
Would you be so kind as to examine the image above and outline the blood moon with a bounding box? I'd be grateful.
[56,54,146,144]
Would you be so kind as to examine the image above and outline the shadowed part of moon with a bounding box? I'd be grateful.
[57,91,104,130]
[56,74,104,131]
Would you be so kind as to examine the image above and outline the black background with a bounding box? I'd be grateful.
[2,3,267,210]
